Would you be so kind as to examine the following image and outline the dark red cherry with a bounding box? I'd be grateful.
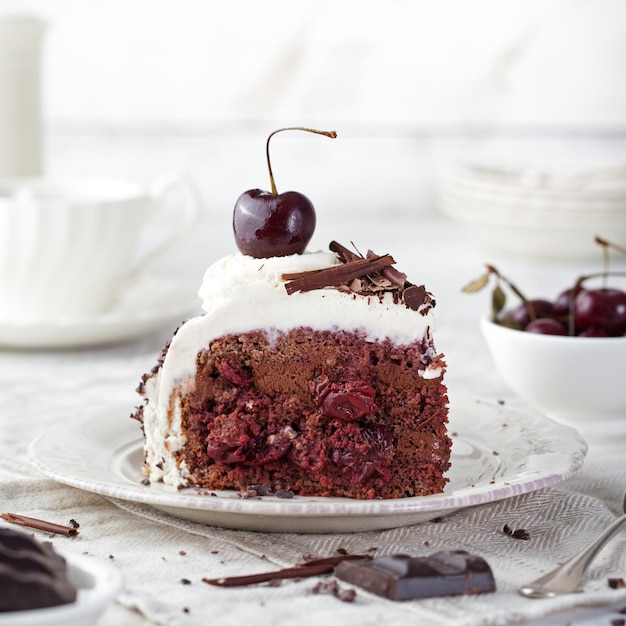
[553,287,580,318]
[233,127,336,258]
[579,327,609,337]
[525,318,567,335]
[574,288,626,336]
[503,299,553,328]
[233,189,316,258]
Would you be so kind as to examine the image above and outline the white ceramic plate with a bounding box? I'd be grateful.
[29,396,587,533]
[0,276,199,349]
[0,550,121,626]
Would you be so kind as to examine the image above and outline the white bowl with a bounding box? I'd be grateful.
[481,316,626,424]
[0,550,122,626]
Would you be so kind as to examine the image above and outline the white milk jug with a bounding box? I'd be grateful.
[0,14,46,177]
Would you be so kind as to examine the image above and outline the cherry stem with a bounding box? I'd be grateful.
[594,236,626,288]
[266,127,337,195]
[485,264,528,303]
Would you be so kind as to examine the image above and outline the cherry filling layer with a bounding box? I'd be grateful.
[203,367,395,487]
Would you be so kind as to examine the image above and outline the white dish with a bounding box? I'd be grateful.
[29,396,587,533]
[0,276,200,349]
[481,317,626,424]
[0,549,121,626]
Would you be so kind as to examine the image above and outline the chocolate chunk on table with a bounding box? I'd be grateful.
[335,550,496,601]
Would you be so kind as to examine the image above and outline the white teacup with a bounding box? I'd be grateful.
[0,174,201,320]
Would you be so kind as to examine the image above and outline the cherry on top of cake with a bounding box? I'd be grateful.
[233,126,336,259]
[231,126,435,315]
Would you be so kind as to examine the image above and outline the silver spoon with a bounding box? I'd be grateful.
[519,491,626,598]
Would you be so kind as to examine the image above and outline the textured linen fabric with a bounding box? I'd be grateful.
[1,323,625,626]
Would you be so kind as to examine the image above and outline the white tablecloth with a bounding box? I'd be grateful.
[1,216,626,626]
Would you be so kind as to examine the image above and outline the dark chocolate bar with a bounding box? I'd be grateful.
[334,550,496,601]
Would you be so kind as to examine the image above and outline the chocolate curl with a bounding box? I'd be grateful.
[203,554,372,587]
[283,254,396,294]
[329,241,407,288]
[1,513,80,537]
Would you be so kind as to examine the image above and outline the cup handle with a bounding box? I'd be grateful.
[128,173,202,282]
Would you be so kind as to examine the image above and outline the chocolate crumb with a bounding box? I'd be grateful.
[610,619,625,626]
[276,489,294,499]
[338,588,357,602]
[181,578,191,585]
[210,550,219,554]
[179,550,187,556]
[109,555,115,560]
[141,478,151,486]
[336,548,349,555]
[311,579,356,603]
[512,528,530,540]
[609,578,626,589]
[237,491,261,500]
[68,519,80,529]
[183,607,190,614]
[504,525,530,540]
[247,484,271,496]
[431,517,445,524]
[619,607,626,614]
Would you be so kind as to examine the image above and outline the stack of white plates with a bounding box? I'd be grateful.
[439,162,626,261]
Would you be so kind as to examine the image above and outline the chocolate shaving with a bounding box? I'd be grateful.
[282,241,434,314]
[203,554,372,588]
[330,241,407,287]
[1,512,80,537]
[403,285,428,311]
[284,254,396,295]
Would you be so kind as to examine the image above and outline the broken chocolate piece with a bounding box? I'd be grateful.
[283,254,396,295]
[335,550,496,601]
[0,528,77,611]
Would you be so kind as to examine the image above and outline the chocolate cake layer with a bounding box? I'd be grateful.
[170,327,449,499]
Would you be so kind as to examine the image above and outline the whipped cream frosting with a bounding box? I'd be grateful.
[141,250,441,485]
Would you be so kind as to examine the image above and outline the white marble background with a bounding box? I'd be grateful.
[2,0,624,213]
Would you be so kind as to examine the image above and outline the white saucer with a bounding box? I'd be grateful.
[0,276,200,349]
